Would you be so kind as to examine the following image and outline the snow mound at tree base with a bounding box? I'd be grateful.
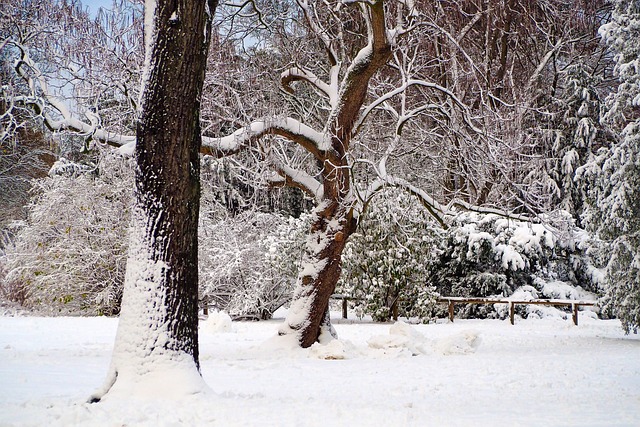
[96,365,211,401]
[367,321,430,356]
[310,339,351,360]
[433,330,481,355]
[249,321,482,359]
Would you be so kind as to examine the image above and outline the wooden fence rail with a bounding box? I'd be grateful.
[437,297,597,326]
[330,295,597,325]
[331,294,356,319]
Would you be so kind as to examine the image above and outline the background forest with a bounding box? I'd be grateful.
[1,0,638,332]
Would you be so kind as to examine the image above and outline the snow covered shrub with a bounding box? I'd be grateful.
[3,149,313,318]
[0,228,28,307]
[3,150,311,318]
[3,153,133,315]
[340,191,441,322]
[199,210,310,319]
[0,260,12,301]
[199,211,278,319]
[427,212,600,319]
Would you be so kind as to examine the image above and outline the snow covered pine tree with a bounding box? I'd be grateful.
[579,0,640,333]
[90,0,219,401]
[598,0,640,333]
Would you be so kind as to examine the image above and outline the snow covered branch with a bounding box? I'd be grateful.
[7,39,332,164]
[269,163,323,202]
[281,66,336,107]
[359,175,448,229]
[295,0,339,67]
[357,78,488,139]
[202,117,331,160]
[358,174,537,231]
[386,0,419,44]
[446,199,535,224]
[326,0,391,147]
[8,39,136,148]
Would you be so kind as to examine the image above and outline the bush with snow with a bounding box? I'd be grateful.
[2,153,132,315]
[426,212,600,319]
[198,210,309,320]
[340,191,441,322]
[339,189,599,323]
[1,149,313,318]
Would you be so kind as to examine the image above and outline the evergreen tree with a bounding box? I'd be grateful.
[579,0,640,332]
[554,65,606,219]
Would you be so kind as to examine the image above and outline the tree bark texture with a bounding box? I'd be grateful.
[280,201,357,347]
[91,0,217,401]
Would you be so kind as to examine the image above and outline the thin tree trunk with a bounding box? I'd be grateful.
[90,0,217,401]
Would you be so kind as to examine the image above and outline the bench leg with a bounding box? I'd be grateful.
[448,301,454,323]
[572,303,578,326]
[342,298,348,319]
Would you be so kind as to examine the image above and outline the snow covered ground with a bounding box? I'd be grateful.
[1,311,639,426]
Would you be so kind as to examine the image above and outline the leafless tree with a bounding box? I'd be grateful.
[1,0,141,147]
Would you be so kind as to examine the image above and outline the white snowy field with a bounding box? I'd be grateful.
[1,312,639,427]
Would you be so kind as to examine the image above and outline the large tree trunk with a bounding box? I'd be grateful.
[91,0,217,401]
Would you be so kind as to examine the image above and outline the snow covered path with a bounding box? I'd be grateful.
[1,314,639,426]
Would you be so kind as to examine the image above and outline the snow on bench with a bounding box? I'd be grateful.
[437,297,597,326]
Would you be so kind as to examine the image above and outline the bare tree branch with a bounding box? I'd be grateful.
[281,65,335,106]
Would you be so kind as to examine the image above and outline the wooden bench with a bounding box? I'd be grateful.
[437,297,597,326]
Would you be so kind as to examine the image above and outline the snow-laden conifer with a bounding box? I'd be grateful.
[578,0,640,332]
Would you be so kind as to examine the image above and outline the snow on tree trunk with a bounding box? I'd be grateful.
[279,200,356,347]
[90,0,217,401]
